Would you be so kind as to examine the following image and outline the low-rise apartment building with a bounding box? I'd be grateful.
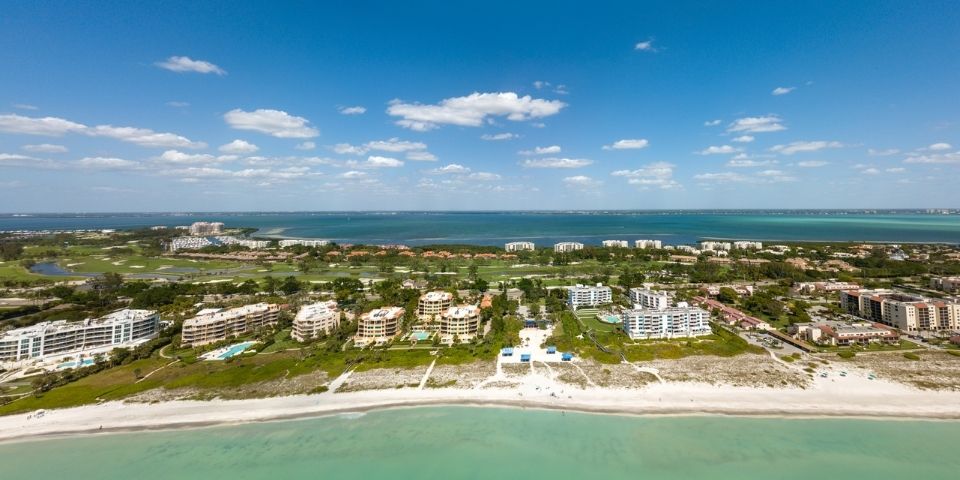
[292,301,340,342]
[628,288,671,310]
[554,242,584,253]
[439,305,482,337]
[417,291,453,321]
[634,239,663,249]
[181,303,281,347]
[797,281,861,294]
[568,283,612,310]
[504,241,535,252]
[621,304,712,340]
[0,309,159,364]
[279,239,330,248]
[355,307,405,346]
[840,289,960,332]
[790,321,899,346]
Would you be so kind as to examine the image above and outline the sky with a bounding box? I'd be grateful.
[1,0,959,212]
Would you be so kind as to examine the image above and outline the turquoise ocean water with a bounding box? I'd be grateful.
[1,211,959,246]
[1,407,958,480]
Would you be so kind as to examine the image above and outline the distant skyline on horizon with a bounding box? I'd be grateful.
[2,1,959,211]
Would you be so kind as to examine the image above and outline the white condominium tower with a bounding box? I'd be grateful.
[629,288,671,310]
[634,239,663,249]
[504,241,535,252]
[568,283,612,310]
[292,301,340,342]
[181,303,281,347]
[602,240,629,248]
[554,242,584,253]
[621,304,711,340]
[439,305,482,336]
[189,221,224,236]
[733,241,763,250]
[0,309,159,364]
[279,239,331,248]
[417,291,453,321]
[355,307,405,344]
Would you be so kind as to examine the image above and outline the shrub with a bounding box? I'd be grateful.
[837,351,855,359]
[903,352,920,361]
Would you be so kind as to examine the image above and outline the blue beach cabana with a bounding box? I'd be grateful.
[501,347,514,357]
[546,346,557,354]
[520,353,531,362]
[561,352,574,361]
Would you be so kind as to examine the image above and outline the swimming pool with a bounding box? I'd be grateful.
[216,341,257,360]
[410,332,430,341]
[56,359,95,369]
[600,315,620,324]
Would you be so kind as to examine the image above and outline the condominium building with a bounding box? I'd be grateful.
[181,303,281,347]
[602,240,629,248]
[790,321,899,346]
[417,291,453,321]
[732,241,763,250]
[700,241,732,252]
[189,221,225,236]
[355,307,405,345]
[621,305,712,340]
[634,239,663,249]
[439,305,482,336]
[568,283,612,310]
[840,289,960,332]
[629,288,671,310]
[279,239,330,248]
[676,245,701,255]
[504,241,535,252]
[930,276,960,293]
[292,301,340,342]
[554,242,584,253]
[797,281,861,294]
[169,235,270,252]
[0,309,159,364]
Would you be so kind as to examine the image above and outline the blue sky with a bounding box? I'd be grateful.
[1,0,959,212]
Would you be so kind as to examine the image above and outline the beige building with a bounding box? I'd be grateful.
[840,289,960,332]
[181,303,281,347]
[292,301,340,342]
[930,276,960,293]
[417,291,453,321]
[355,307,405,346]
[440,305,481,337]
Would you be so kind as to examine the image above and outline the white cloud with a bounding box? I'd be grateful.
[634,39,657,52]
[223,109,319,138]
[521,157,592,168]
[772,86,795,96]
[731,135,754,143]
[726,159,775,168]
[519,145,562,155]
[387,92,566,131]
[770,140,843,155]
[155,150,236,165]
[698,145,739,155]
[13,103,38,110]
[861,168,881,175]
[429,163,471,175]
[481,133,518,141]
[332,143,367,155]
[76,157,137,169]
[0,114,205,148]
[610,161,680,189]
[695,170,796,184]
[155,56,226,75]
[339,106,366,115]
[295,141,316,151]
[903,151,960,164]
[563,175,601,188]
[406,151,437,162]
[467,172,501,181]
[347,155,404,169]
[797,160,829,167]
[22,143,67,153]
[0,153,58,169]
[704,119,722,127]
[868,148,900,156]
[218,139,259,154]
[886,167,906,173]
[727,115,786,133]
[928,142,952,151]
[340,170,367,179]
[166,101,190,108]
[533,80,550,89]
[602,139,649,150]
[364,138,427,152]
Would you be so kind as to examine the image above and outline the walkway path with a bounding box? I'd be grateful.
[326,368,355,393]
[417,359,437,390]
[135,359,179,384]
[627,362,665,384]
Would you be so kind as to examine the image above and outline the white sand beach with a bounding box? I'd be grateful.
[3,360,960,444]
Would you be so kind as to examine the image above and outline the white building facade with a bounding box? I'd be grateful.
[554,242,584,253]
[181,303,281,347]
[504,241,535,252]
[568,284,612,310]
[292,301,340,341]
[629,288,671,310]
[602,240,629,248]
[621,305,712,340]
[634,239,663,249]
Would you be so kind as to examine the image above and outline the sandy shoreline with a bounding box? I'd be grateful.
[4,371,960,445]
